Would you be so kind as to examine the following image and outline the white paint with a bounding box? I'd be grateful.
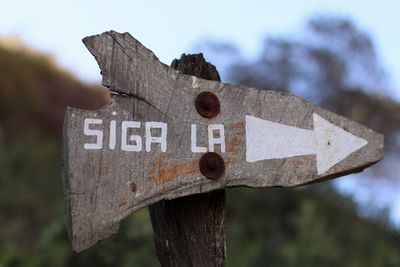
[191,124,207,153]
[112,111,117,116]
[109,120,116,150]
[208,124,225,153]
[121,121,142,152]
[145,122,167,152]
[84,118,103,149]
[245,114,368,175]
[191,124,226,153]
[313,113,368,175]
[191,76,199,88]
[84,119,169,152]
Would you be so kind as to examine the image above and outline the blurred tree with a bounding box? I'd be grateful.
[227,17,388,100]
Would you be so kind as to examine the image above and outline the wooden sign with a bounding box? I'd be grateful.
[62,31,384,252]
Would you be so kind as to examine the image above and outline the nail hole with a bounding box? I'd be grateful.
[129,181,137,192]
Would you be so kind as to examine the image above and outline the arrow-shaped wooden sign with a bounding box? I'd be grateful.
[62,31,384,252]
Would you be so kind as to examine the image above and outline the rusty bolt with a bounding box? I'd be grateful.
[195,91,220,118]
[199,152,225,180]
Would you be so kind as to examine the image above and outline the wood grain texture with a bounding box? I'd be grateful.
[148,54,226,267]
[62,31,384,252]
[149,190,226,267]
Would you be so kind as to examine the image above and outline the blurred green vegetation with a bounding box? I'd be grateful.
[227,186,399,267]
[1,16,400,266]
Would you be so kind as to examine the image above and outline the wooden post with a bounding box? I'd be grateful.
[148,54,226,267]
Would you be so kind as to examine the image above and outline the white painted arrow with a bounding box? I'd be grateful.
[245,114,368,175]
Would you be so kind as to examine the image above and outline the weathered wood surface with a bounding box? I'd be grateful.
[150,191,226,267]
[62,31,384,252]
[149,191,226,267]
[148,54,226,267]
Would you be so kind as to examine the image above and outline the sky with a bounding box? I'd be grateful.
[1,0,400,223]
[1,0,399,98]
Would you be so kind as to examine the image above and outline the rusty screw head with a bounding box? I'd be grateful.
[195,91,220,118]
[199,152,225,180]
